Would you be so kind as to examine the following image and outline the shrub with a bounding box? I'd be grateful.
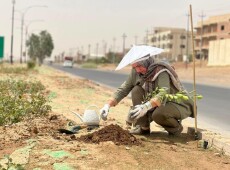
[0,79,51,125]
[81,62,97,69]
[27,60,36,69]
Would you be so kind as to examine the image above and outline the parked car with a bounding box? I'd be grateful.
[63,60,73,68]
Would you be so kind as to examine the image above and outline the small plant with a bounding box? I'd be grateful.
[0,79,51,125]
[0,155,25,170]
[144,87,203,105]
[27,60,36,69]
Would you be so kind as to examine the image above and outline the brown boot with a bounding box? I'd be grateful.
[168,124,183,136]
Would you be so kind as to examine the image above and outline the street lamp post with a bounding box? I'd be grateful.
[10,0,16,64]
[19,5,47,63]
[113,37,116,63]
[24,20,44,62]
[20,13,24,63]
[122,33,127,56]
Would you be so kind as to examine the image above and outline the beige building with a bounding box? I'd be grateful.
[194,13,230,61]
[147,27,193,62]
[209,39,230,66]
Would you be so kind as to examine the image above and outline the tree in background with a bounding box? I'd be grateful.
[27,34,40,61]
[26,30,54,65]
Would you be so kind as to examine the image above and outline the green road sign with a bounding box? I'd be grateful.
[0,36,4,58]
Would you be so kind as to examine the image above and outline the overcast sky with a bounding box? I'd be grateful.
[0,0,230,60]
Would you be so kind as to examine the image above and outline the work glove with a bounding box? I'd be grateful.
[128,101,152,122]
[100,104,110,121]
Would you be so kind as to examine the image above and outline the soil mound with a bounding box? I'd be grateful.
[77,124,141,146]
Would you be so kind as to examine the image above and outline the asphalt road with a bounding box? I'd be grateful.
[50,64,230,136]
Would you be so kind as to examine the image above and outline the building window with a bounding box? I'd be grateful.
[167,43,173,49]
[180,35,186,39]
[167,34,173,39]
[180,45,185,48]
[151,37,156,42]
[221,25,225,31]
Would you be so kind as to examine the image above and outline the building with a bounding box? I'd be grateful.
[194,13,230,60]
[209,39,230,66]
[147,27,193,62]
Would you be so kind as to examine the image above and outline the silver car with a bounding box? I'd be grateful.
[63,60,73,68]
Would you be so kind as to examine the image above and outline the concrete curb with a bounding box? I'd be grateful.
[187,127,230,156]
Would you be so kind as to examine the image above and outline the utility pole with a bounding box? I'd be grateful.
[199,11,206,67]
[145,29,149,45]
[104,42,107,57]
[96,43,99,63]
[122,33,127,55]
[10,0,16,64]
[88,44,91,60]
[20,13,24,63]
[113,37,116,52]
[134,35,138,45]
[113,37,116,63]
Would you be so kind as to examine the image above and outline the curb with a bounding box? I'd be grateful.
[187,127,230,156]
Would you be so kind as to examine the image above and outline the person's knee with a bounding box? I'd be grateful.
[152,112,167,125]
[131,86,144,96]
[131,86,145,105]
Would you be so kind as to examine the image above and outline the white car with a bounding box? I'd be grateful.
[63,60,73,68]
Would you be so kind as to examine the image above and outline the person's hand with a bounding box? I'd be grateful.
[129,101,152,121]
[100,104,110,121]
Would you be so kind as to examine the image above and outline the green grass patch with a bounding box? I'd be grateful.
[0,65,36,74]
[81,62,97,69]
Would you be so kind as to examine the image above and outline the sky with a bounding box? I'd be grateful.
[0,0,230,60]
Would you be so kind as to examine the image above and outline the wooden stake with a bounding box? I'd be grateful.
[189,5,199,146]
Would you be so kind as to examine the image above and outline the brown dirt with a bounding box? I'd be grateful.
[0,64,230,170]
[77,124,141,146]
[0,113,68,156]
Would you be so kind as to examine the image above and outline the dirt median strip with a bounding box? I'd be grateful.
[1,65,230,169]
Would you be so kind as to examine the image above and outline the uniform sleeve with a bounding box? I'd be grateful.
[154,71,170,105]
[113,69,136,104]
